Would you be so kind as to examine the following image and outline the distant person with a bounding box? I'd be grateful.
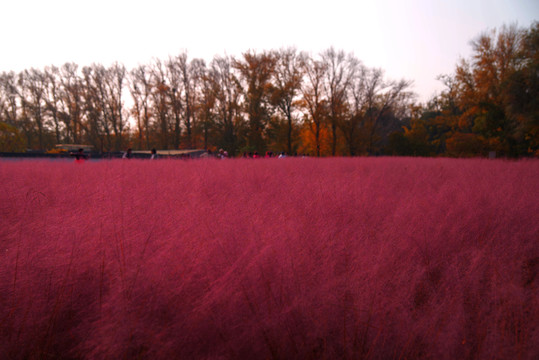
[122,148,132,159]
[150,148,158,160]
[278,152,286,159]
[218,148,228,159]
[72,148,88,163]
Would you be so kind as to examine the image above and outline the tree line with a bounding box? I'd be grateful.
[1,22,537,157]
[395,22,538,157]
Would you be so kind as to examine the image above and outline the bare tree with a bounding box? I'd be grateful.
[365,76,412,154]
[81,65,104,150]
[105,63,128,151]
[341,66,412,155]
[269,48,305,155]
[165,55,184,149]
[210,55,242,154]
[188,58,205,149]
[129,65,153,149]
[0,72,19,127]
[18,68,48,149]
[150,59,172,149]
[192,59,215,150]
[43,66,63,144]
[340,64,369,155]
[300,55,328,156]
[81,63,129,151]
[171,52,200,149]
[321,48,359,155]
[59,63,83,144]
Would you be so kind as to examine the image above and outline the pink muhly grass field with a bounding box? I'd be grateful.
[0,157,538,359]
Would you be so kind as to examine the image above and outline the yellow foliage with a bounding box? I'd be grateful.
[46,148,66,154]
[0,122,26,152]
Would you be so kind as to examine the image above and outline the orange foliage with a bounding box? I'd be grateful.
[445,132,486,157]
[297,123,333,156]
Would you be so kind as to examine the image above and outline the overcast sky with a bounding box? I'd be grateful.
[1,0,537,102]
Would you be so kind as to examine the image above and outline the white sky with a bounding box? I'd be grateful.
[1,0,537,102]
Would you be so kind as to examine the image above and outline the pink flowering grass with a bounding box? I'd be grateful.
[1,157,538,359]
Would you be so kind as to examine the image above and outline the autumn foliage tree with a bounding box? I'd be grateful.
[413,22,539,157]
[233,51,277,154]
[0,121,25,152]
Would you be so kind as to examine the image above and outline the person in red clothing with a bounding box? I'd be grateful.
[71,148,88,163]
